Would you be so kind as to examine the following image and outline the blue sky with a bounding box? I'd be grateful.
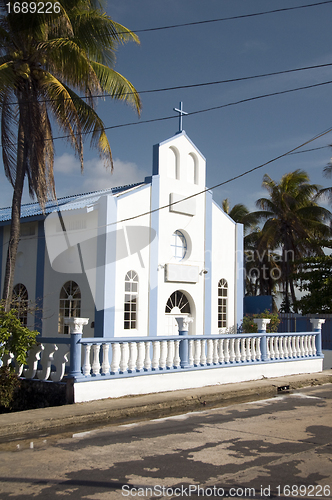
[2,0,332,212]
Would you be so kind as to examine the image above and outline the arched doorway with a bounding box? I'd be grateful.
[164,290,192,335]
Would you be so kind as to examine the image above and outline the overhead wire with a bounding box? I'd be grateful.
[124,1,332,34]
[2,124,332,244]
[38,79,332,143]
[4,62,332,107]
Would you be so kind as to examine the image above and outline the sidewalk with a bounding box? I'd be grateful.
[1,370,331,443]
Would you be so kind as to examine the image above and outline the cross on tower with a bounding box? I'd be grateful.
[173,101,188,134]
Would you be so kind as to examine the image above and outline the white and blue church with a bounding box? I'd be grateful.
[0,123,244,341]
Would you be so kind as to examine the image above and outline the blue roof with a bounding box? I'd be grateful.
[0,183,146,222]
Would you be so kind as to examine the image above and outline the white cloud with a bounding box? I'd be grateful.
[81,157,149,191]
[54,153,81,174]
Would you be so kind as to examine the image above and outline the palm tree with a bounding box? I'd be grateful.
[0,0,141,310]
[253,170,331,312]
[222,198,258,235]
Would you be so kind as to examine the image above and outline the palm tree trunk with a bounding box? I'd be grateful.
[2,108,26,312]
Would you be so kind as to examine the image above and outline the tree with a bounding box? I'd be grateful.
[296,254,332,314]
[222,198,258,235]
[252,170,331,312]
[0,0,141,310]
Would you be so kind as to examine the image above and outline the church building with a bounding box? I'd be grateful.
[0,125,244,339]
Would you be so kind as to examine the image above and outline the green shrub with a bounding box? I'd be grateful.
[0,304,38,365]
[0,304,38,409]
[241,310,280,333]
[0,366,20,409]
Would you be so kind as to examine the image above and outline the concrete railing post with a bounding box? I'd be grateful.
[253,318,271,362]
[310,318,325,357]
[176,317,193,369]
[66,317,89,379]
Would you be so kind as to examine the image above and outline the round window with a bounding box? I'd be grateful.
[171,230,187,261]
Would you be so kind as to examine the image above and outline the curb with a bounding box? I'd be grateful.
[0,371,331,443]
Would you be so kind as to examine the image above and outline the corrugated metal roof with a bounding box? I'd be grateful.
[0,183,146,222]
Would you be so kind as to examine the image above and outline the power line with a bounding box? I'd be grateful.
[127,1,332,34]
[51,79,332,142]
[5,61,332,107]
[2,78,332,148]
[2,125,332,242]
[111,126,332,227]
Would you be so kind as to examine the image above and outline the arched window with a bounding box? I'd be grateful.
[187,153,198,184]
[59,281,81,334]
[13,283,28,326]
[124,271,138,329]
[165,291,191,315]
[171,230,187,262]
[168,146,179,179]
[218,279,228,329]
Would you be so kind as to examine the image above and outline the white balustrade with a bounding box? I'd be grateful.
[1,329,321,383]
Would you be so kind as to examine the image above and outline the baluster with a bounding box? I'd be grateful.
[291,336,296,357]
[308,335,313,356]
[235,338,241,363]
[200,339,207,365]
[283,336,289,358]
[194,340,201,366]
[304,335,309,357]
[51,344,70,381]
[136,342,145,371]
[128,342,137,372]
[174,340,181,367]
[245,338,251,362]
[300,336,305,357]
[111,342,121,374]
[287,335,292,358]
[166,340,174,369]
[224,338,230,363]
[37,344,57,381]
[101,344,110,375]
[279,336,284,359]
[119,342,129,373]
[15,362,24,377]
[269,337,274,360]
[240,338,246,362]
[24,344,44,379]
[274,337,280,359]
[251,337,256,361]
[213,339,219,364]
[229,338,236,363]
[151,341,160,370]
[82,344,91,376]
[218,338,224,364]
[296,336,301,357]
[159,340,167,369]
[206,339,213,365]
[144,341,152,371]
[256,337,261,360]
[266,337,271,360]
[311,335,317,356]
[92,344,101,375]
[2,353,14,367]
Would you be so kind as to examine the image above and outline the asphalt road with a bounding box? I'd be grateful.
[0,385,331,499]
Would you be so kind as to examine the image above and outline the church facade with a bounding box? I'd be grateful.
[0,130,244,339]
